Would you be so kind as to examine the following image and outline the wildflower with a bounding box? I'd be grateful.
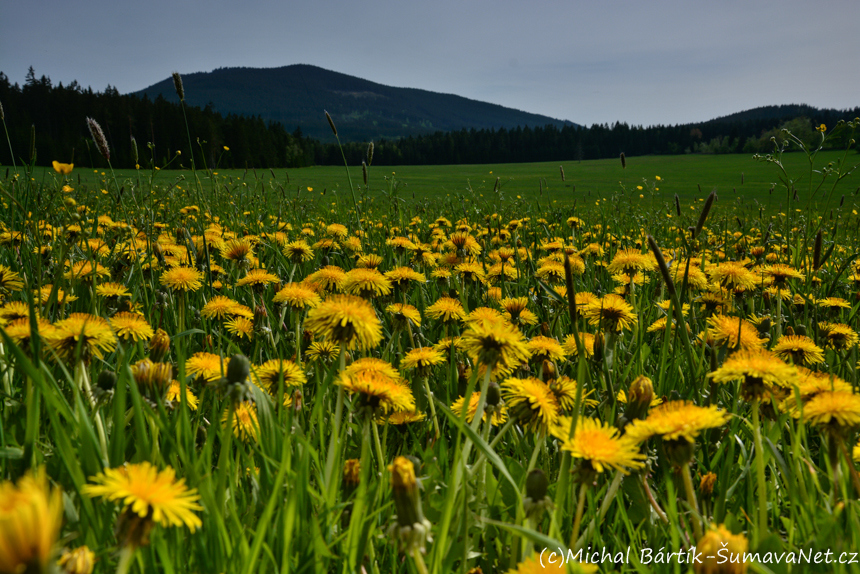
[0,265,24,295]
[57,546,95,574]
[388,457,432,554]
[305,294,383,350]
[82,462,202,546]
[802,391,860,431]
[253,359,306,392]
[559,417,645,475]
[338,371,415,415]
[501,377,559,434]
[606,248,656,275]
[306,340,340,362]
[165,380,198,410]
[201,296,245,320]
[305,265,346,292]
[705,315,765,350]
[461,321,531,375]
[507,554,597,573]
[225,316,254,340]
[386,303,421,329]
[694,524,748,574]
[342,268,392,298]
[425,296,466,324]
[526,336,566,364]
[401,347,445,374]
[385,267,426,288]
[625,401,730,464]
[772,335,824,365]
[220,238,254,265]
[709,348,798,401]
[52,161,74,175]
[583,294,638,332]
[283,240,315,263]
[110,311,155,342]
[223,401,259,442]
[159,266,203,292]
[0,469,63,574]
[236,268,279,290]
[185,352,226,382]
[451,392,508,425]
[819,322,859,351]
[95,282,131,298]
[273,283,321,310]
[130,359,174,393]
[46,313,117,362]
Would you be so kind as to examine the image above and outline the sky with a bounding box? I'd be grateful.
[2,0,858,127]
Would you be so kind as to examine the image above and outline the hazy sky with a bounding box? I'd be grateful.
[2,0,858,127]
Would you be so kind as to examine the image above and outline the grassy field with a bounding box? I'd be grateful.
[5,125,860,573]
[9,149,860,210]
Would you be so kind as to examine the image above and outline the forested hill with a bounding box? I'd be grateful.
[1,68,856,170]
[133,64,575,142]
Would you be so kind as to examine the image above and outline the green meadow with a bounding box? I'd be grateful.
[11,149,859,211]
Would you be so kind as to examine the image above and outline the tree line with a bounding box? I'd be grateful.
[1,69,857,171]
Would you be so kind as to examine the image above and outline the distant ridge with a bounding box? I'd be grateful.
[133,64,576,142]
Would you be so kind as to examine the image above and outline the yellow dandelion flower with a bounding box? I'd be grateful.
[46,313,117,362]
[305,294,383,350]
[501,376,559,434]
[159,266,203,292]
[461,321,531,375]
[185,352,226,382]
[0,468,63,574]
[224,401,259,442]
[772,335,824,366]
[559,417,645,474]
[165,380,198,410]
[624,401,730,444]
[109,311,155,342]
[82,462,202,531]
[451,392,508,426]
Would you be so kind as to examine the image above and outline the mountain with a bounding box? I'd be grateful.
[702,104,858,125]
[132,64,575,142]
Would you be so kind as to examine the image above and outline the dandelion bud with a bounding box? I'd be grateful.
[58,546,96,574]
[664,438,696,466]
[559,165,565,181]
[172,71,185,101]
[366,141,374,165]
[794,324,807,337]
[525,468,548,502]
[325,110,337,137]
[541,360,557,381]
[674,194,681,216]
[485,381,502,408]
[97,369,117,391]
[362,160,368,185]
[344,459,361,490]
[625,375,654,420]
[131,359,174,393]
[694,524,748,574]
[388,456,424,528]
[699,472,717,498]
[785,325,795,337]
[813,229,823,270]
[86,117,110,162]
[226,354,251,386]
[756,318,771,336]
[592,332,605,363]
[620,152,626,169]
[149,329,171,362]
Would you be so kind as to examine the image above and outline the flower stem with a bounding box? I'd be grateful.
[570,482,588,549]
[682,462,703,541]
[752,399,768,544]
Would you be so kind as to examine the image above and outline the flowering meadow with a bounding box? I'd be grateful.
[2,104,860,574]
